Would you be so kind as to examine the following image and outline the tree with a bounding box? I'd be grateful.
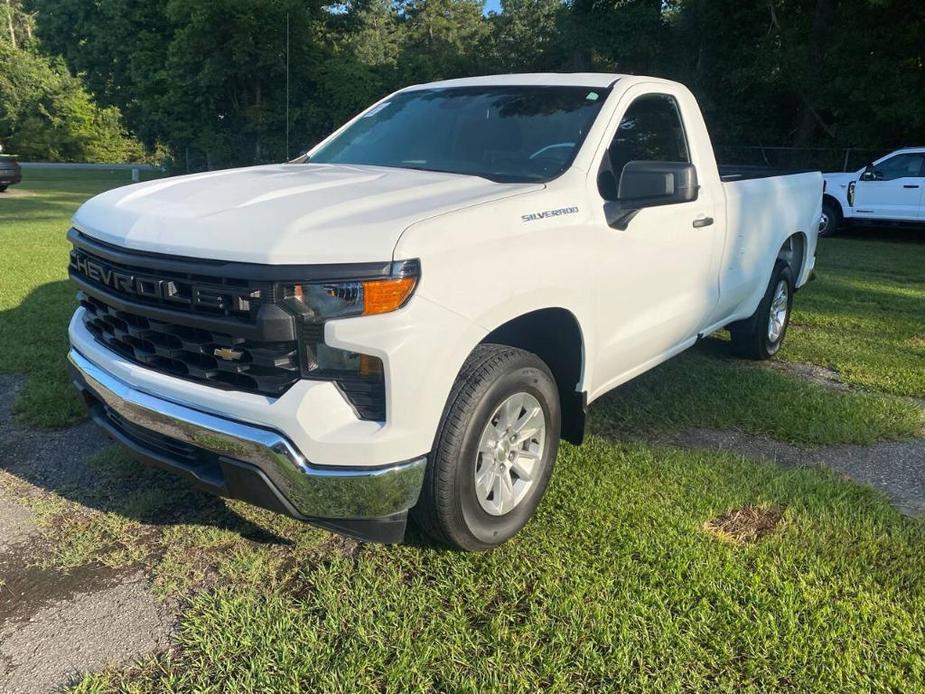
[489,0,564,72]
[0,41,143,161]
[398,0,492,82]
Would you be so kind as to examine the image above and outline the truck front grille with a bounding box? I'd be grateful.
[69,229,388,418]
[79,293,300,397]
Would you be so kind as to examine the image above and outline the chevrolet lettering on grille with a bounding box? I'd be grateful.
[69,249,261,312]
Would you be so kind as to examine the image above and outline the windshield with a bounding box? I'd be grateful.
[309,86,611,183]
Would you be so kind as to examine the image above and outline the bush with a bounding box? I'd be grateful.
[0,42,144,162]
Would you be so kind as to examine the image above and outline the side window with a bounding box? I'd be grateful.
[871,154,925,181]
[599,94,690,199]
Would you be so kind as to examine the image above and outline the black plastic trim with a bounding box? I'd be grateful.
[69,228,416,282]
[71,272,297,342]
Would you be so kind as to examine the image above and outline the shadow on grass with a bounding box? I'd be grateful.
[0,280,85,427]
[833,224,925,245]
[0,284,294,553]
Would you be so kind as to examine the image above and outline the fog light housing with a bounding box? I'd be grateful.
[295,323,385,420]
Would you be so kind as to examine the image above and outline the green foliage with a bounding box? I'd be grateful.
[16,0,924,168]
[0,2,144,162]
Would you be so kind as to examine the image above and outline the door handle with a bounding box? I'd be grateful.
[692,216,714,228]
[903,184,920,189]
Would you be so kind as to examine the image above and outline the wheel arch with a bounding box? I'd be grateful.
[822,192,843,216]
[777,231,810,287]
[480,307,587,445]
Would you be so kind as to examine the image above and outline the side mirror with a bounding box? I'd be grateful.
[860,165,876,181]
[604,161,699,230]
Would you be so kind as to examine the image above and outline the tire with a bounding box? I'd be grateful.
[729,260,794,360]
[0,185,8,193]
[819,197,841,237]
[413,344,561,551]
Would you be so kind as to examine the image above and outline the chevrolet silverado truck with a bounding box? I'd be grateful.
[67,74,821,550]
[820,147,925,236]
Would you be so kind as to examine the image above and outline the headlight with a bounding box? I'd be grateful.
[281,264,418,322]
[278,260,419,421]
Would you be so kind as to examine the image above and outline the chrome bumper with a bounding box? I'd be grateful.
[67,349,426,541]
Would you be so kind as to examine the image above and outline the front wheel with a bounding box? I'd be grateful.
[413,344,561,551]
[729,260,794,360]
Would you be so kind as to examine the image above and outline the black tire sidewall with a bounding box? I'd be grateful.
[820,199,840,237]
[440,355,561,549]
[762,263,794,357]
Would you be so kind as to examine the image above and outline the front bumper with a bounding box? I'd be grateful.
[68,349,426,543]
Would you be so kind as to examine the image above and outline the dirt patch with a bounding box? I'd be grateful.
[0,496,37,554]
[320,532,361,559]
[0,375,178,692]
[769,360,851,393]
[704,504,784,544]
[0,187,36,198]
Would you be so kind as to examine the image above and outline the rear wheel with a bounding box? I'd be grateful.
[413,344,560,551]
[730,260,794,360]
[819,198,841,237]
[0,184,8,193]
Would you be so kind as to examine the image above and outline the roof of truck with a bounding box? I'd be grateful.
[406,73,629,91]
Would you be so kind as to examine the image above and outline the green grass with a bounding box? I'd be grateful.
[782,234,925,398]
[0,169,161,427]
[595,345,922,445]
[59,443,925,692]
[2,171,924,692]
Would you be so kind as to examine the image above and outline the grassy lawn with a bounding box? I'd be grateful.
[0,169,161,428]
[16,444,924,692]
[1,171,924,691]
[781,232,925,397]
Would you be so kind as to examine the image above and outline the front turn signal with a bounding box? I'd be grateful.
[363,276,417,316]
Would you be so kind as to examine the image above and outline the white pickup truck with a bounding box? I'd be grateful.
[67,74,821,550]
[821,147,925,235]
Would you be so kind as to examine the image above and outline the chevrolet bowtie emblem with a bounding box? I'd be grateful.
[213,347,243,361]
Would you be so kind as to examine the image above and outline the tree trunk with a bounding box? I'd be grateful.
[794,0,835,149]
[6,0,17,49]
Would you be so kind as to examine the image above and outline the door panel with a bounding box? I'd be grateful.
[590,90,720,391]
[853,153,925,221]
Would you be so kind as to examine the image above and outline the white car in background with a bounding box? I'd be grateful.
[821,147,925,236]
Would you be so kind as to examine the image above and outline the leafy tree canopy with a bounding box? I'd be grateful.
[4,0,921,169]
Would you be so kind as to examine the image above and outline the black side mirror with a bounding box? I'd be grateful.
[860,165,876,181]
[604,161,699,230]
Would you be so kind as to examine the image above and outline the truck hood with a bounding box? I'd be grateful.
[73,163,541,264]
[822,170,860,186]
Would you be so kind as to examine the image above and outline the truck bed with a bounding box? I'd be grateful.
[719,165,818,182]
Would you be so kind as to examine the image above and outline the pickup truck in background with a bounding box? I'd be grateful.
[821,147,925,236]
[0,151,21,192]
[66,74,821,550]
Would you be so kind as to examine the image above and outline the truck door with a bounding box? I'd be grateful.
[588,89,721,391]
[853,152,925,221]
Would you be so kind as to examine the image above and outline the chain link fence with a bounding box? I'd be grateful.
[714,146,889,172]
